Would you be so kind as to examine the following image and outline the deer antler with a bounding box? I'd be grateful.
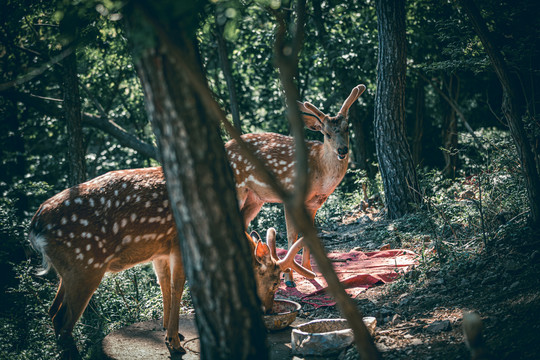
[266,228,316,279]
[338,84,366,117]
[266,228,279,261]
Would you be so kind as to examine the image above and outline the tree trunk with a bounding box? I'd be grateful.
[215,15,242,133]
[374,0,421,218]
[125,3,268,359]
[63,51,86,185]
[412,76,425,167]
[350,104,373,175]
[441,75,459,178]
[458,0,540,226]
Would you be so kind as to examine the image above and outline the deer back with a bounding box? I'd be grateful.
[29,167,177,275]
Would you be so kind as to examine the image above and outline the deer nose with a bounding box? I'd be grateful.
[338,147,348,156]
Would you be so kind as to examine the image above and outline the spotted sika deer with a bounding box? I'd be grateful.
[29,167,314,359]
[226,84,366,286]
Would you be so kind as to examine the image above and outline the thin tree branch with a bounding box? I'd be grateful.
[0,47,74,91]
[2,90,158,159]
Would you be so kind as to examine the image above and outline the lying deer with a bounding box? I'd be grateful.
[29,167,314,359]
[226,84,366,286]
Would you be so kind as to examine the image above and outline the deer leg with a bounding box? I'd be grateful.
[283,208,299,287]
[49,280,65,319]
[52,271,104,360]
[153,258,172,331]
[165,250,187,355]
[301,207,320,272]
[240,191,264,230]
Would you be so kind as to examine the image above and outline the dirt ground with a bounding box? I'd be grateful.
[295,208,540,359]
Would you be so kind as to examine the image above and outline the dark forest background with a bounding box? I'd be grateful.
[0,0,539,358]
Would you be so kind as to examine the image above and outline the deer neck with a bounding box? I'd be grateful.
[309,141,348,191]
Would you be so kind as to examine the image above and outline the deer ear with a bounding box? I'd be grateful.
[298,101,324,132]
[250,230,261,243]
[255,241,272,265]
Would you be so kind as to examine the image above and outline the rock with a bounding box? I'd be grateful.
[426,320,451,333]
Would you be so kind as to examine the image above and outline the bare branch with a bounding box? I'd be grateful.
[0,47,73,91]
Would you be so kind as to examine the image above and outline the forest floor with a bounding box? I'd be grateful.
[295,205,540,360]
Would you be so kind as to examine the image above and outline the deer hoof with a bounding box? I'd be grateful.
[285,280,296,288]
[166,337,187,355]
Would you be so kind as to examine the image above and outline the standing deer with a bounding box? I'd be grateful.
[226,84,366,286]
[29,167,314,359]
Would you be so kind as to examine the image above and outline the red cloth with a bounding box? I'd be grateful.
[275,248,418,308]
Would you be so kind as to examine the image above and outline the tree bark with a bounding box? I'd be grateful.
[458,0,540,226]
[374,0,421,218]
[125,3,268,359]
[62,51,86,185]
[412,77,425,167]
